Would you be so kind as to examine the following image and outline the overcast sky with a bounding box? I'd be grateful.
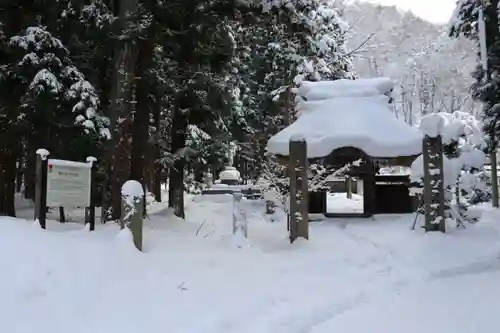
[360,0,457,24]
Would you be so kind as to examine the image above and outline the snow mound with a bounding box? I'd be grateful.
[267,95,423,158]
[121,180,144,197]
[419,111,484,146]
[36,148,50,159]
[461,149,486,170]
[298,77,394,101]
[419,113,446,138]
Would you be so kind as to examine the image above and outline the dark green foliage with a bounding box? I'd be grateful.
[450,0,500,148]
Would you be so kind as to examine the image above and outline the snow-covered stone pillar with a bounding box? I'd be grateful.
[289,137,309,243]
[422,134,446,232]
[232,190,247,238]
[121,180,145,251]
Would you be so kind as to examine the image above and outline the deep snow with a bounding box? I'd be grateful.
[1,194,500,333]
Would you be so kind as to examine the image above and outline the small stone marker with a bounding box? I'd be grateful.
[121,180,145,251]
[232,190,247,238]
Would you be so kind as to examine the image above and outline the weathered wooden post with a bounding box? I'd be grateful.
[490,150,499,207]
[289,137,309,243]
[422,135,446,232]
[59,207,66,223]
[34,149,49,229]
[232,190,247,238]
[121,180,145,251]
[346,176,353,199]
[86,156,97,231]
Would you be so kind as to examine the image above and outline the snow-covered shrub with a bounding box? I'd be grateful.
[411,111,487,227]
[468,169,492,205]
[184,173,204,195]
[257,152,289,214]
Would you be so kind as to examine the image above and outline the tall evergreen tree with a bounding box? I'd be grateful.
[0,1,112,216]
[450,0,500,148]
[156,0,236,218]
[228,0,355,181]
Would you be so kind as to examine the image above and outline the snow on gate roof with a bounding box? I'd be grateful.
[267,78,423,159]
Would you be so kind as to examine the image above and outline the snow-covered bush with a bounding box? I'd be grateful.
[411,111,487,227]
[184,174,204,195]
[257,152,289,214]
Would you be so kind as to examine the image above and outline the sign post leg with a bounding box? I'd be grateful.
[34,152,48,229]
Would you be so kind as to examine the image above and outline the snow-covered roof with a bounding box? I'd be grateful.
[298,77,394,101]
[267,94,423,159]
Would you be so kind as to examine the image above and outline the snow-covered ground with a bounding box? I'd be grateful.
[2,194,500,333]
[327,192,364,213]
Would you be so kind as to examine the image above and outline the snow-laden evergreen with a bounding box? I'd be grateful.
[7,26,109,139]
[450,0,500,148]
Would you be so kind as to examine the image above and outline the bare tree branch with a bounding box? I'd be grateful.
[346,32,377,57]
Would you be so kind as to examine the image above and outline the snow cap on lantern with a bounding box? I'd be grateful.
[219,166,240,181]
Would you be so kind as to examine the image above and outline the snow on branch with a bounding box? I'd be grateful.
[29,69,63,95]
[10,26,66,53]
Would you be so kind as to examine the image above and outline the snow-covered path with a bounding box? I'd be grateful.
[2,195,500,333]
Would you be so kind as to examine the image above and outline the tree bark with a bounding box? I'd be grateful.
[130,37,154,206]
[129,42,153,216]
[105,0,139,220]
[15,153,23,193]
[0,138,18,217]
[0,148,17,217]
[24,140,36,200]
[168,107,187,219]
[152,99,163,202]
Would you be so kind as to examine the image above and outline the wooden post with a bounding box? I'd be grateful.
[121,180,145,251]
[232,190,247,238]
[346,176,353,199]
[289,138,309,243]
[15,158,23,193]
[422,135,446,232]
[59,207,66,222]
[86,157,97,231]
[362,161,376,218]
[490,150,499,207]
[88,205,96,231]
[34,149,49,229]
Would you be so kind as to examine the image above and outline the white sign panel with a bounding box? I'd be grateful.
[46,159,91,207]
